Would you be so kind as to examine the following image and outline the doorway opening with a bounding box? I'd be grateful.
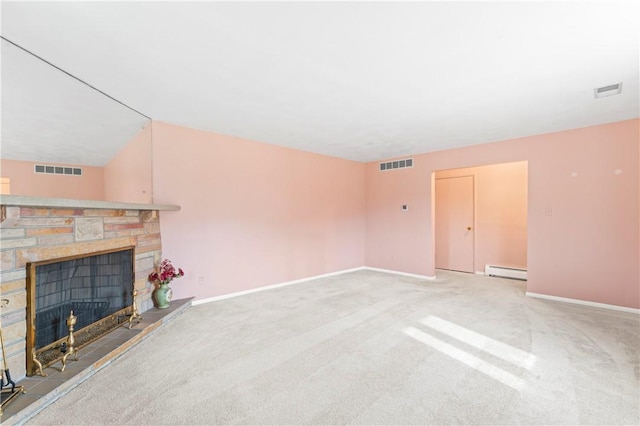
[434,161,528,276]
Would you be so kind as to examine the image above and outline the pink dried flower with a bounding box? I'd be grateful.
[149,259,184,286]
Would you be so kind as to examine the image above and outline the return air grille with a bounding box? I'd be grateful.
[379,158,413,171]
[34,164,82,176]
[594,82,622,98]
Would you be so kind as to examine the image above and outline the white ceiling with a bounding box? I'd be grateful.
[1,1,639,166]
[1,39,151,166]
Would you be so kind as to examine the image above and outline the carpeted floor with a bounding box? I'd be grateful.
[26,270,639,425]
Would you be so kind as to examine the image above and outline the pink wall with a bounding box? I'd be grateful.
[104,124,153,203]
[151,121,366,301]
[0,158,104,200]
[435,162,528,272]
[2,119,635,310]
[1,177,10,194]
[366,119,639,309]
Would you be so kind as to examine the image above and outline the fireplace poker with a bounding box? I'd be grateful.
[0,299,17,390]
[0,299,26,415]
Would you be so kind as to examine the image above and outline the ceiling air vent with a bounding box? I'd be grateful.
[379,158,413,171]
[34,164,82,176]
[594,82,622,98]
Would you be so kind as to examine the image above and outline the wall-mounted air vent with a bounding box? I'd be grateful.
[379,158,413,171]
[594,82,622,98]
[34,164,82,176]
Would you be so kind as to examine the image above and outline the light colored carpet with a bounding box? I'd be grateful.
[27,270,639,425]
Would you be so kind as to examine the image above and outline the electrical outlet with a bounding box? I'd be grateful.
[199,276,205,285]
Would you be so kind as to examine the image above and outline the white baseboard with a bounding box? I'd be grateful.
[526,292,640,314]
[362,267,436,281]
[192,267,366,306]
[193,266,440,306]
[475,271,485,275]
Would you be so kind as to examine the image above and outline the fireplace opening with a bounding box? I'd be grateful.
[26,247,135,375]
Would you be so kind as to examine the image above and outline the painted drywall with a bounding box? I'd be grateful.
[435,162,528,273]
[0,177,10,194]
[0,158,104,200]
[104,124,153,203]
[151,121,366,301]
[366,119,639,309]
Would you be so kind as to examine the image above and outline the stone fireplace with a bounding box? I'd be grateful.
[0,195,179,380]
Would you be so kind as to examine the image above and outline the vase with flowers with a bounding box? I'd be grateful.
[149,259,184,309]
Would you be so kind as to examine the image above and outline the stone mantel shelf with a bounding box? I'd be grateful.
[0,195,181,211]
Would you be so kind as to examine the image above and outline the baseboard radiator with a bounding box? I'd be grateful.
[484,265,527,281]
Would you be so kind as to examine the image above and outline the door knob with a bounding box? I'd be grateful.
[467,226,472,230]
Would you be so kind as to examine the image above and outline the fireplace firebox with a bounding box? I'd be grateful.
[26,247,135,376]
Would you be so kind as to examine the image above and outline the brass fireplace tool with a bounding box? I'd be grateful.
[60,310,78,372]
[1,299,26,415]
[127,289,142,329]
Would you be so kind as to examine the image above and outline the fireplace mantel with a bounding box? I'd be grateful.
[0,195,180,212]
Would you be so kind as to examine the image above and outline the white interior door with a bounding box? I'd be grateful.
[435,176,474,273]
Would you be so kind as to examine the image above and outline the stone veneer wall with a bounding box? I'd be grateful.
[0,206,162,380]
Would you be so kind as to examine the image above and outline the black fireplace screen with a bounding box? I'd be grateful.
[34,248,134,350]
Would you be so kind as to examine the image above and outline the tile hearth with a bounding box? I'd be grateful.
[1,299,191,425]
